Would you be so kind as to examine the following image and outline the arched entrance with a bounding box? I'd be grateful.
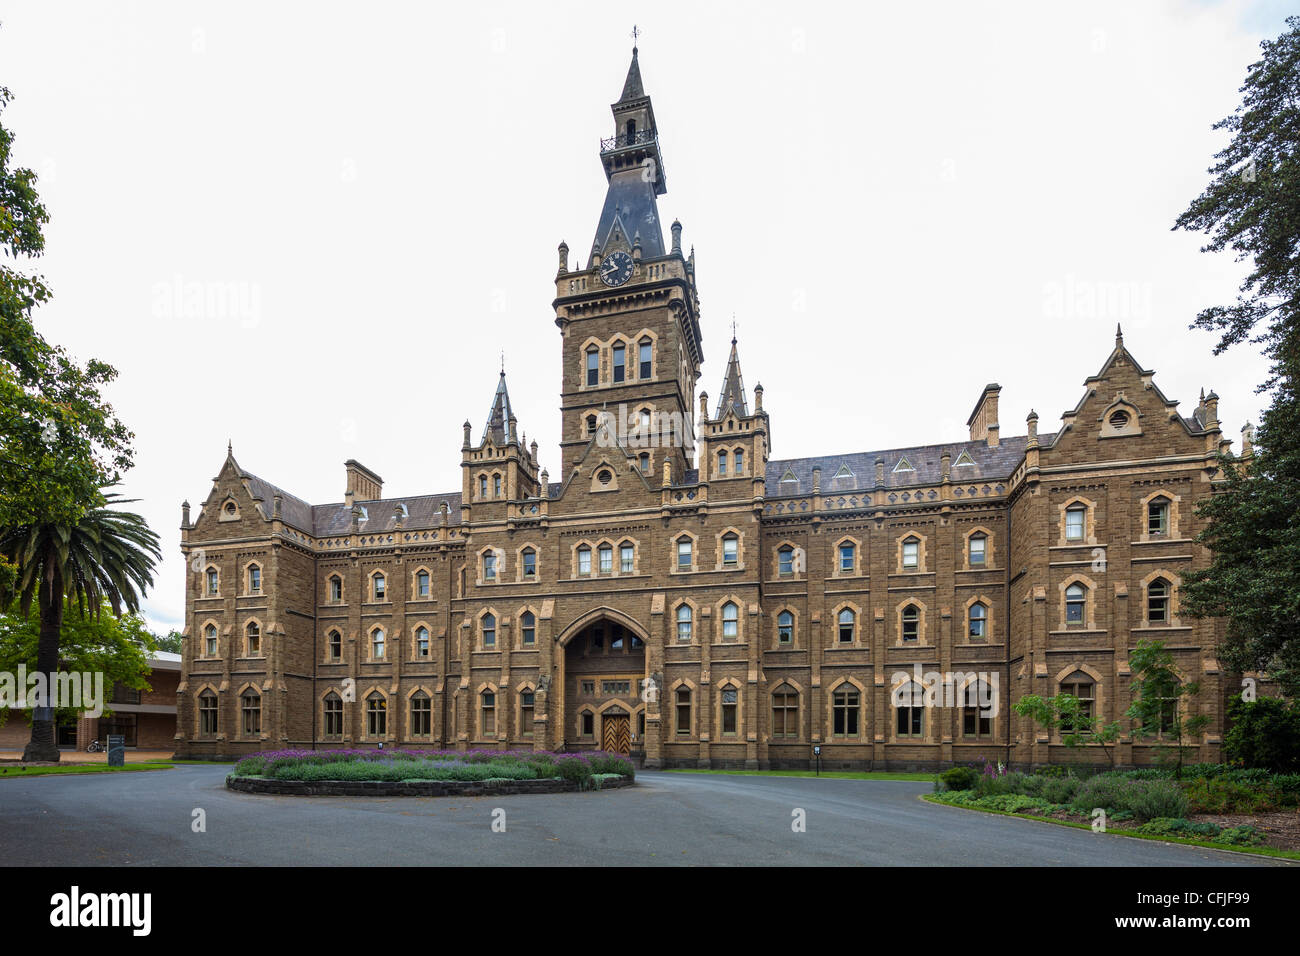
[559,613,647,756]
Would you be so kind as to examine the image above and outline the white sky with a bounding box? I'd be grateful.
[0,0,1290,634]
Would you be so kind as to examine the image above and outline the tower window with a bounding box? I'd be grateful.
[329,575,342,602]
[722,533,739,566]
[734,449,744,474]
[838,608,856,643]
[639,339,652,378]
[1065,505,1086,541]
[839,543,855,573]
[639,452,650,474]
[521,611,536,646]
[372,573,386,601]
[620,542,634,573]
[969,532,987,566]
[1148,497,1170,535]
[598,543,613,574]
[777,610,793,644]
[483,552,497,581]
[717,450,728,476]
[612,343,625,383]
[577,545,592,576]
[416,570,429,597]
[676,538,693,571]
[522,548,536,578]
[204,624,217,657]
[1065,583,1086,624]
[676,604,693,641]
[479,475,488,499]
[778,545,795,576]
[247,565,261,593]
[493,474,502,498]
[586,348,599,386]
[902,605,920,641]
[902,538,919,570]
[206,567,219,596]
[968,602,987,639]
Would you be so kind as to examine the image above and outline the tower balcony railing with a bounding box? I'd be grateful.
[600,129,658,153]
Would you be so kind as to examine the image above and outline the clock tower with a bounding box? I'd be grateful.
[553,45,703,485]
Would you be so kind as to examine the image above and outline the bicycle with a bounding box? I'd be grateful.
[86,740,103,753]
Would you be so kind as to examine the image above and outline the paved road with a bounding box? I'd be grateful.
[0,766,1289,866]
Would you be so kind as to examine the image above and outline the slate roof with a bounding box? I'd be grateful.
[764,436,1032,497]
[589,170,665,264]
[240,468,461,536]
[714,338,749,419]
[618,48,644,102]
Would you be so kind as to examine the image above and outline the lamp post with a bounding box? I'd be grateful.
[813,745,821,776]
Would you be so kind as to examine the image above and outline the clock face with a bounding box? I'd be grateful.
[599,250,634,287]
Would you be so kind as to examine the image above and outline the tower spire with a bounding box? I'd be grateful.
[714,334,749,419]
[482,369,514,446]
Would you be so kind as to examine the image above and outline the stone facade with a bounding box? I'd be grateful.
[174,50,1252,770]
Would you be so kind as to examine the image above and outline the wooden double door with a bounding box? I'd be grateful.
[601,709,631,755]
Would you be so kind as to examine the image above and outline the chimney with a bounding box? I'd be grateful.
[967,383,1001,447]
[699,391,709,422]
[1027,409,1039,447]
[875,458,885,486]
[181,500,191,529]
[344,460,383,501]
[940,450,951,482]
[1241,421,1255,457]
[557,241,568,275]
[754,382,764,412]
[671,219,682,255]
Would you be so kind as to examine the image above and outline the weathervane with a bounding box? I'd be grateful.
[631,24,641,50]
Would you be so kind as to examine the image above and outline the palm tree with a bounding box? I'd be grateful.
[0,493,160,762]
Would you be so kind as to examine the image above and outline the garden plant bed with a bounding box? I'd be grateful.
[225,748,635,797]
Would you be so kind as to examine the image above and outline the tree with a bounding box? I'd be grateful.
[0,494,160,761]
[0,599,157,738]
[1126,640,1211,779]
[1013,693,1121,767]
[152,630,184,655]
[1223,696,1300,773]
[1175,17,1300,695]
[1,71,135,531]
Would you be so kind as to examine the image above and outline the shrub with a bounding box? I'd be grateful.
[941,767,979,791]
[1041,776,1081,805]
[1224,696,1300,773]
[974,771,1026,797]
[588,753,635,779]
[977,794,1051,814]
[1125,779,1189,822]
[1138,817,1221,839]
[1214,825,1265,847]
[554,755,593,785]
[1183,777,1279,815]
[234,756,268,777]
[1070,774,1132,814]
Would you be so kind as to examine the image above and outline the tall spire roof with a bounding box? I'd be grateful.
[482,371,514,446]
[618,46,645,102]
[714,334,749,419]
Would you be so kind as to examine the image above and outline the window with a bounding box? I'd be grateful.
[1148,578,1170,623]
[199,691,218,736]
[1059,673,1095,732]
[372,573,386,601]
[483,552,497,581]
[328,629,341,660]
[639,452,650,474]
[581,711,594,736]
[411,692,431,736]
[969,532,987,566]
[1109,409,1130,429]
[245,621,261,656]
[586,414,598,437]
[722,533,739,566]
[839,543,855,573]
[676,604,693,642]
[838,608,856,643]
[721,601,739,641]
[241,689,261,735]
[366,692,387,736]
[415,626,430,658]
[323,693,343,737]
[717,450,728,476]
[522,548,537,578]
[329,575,342,602]
[586,347,599,386]
[676,688,692,735]
[968,602,987,640]
[1065,583,1086,624]
[481,692,496,736]
[772,685,798,738]
[1148,497,1170,535]
[721,687,738,735]
[479,475,488,498]
[1065,505,1086,542]
[896,688,924,737]
[520,691,535,736]
[204,624,217,657]
[493,474,502,497]
[602,680,631,695]
[247,565,261,593]
[416,570,430,597]
[778,545,794,576]
[482,613,496,648]
[612,343,626,383]
[639,339,652,378]
[902,604,920,641]
[620,542,634,573]
[833,688,860,736]
[1157,694,1178,735]
[520,611,536,646]
[371,627,386,660]
[734,449,744,474]
[676,538,692,571]
[638,408,652,435]
[902,537,919,570]
[963,689,992,738]
[206,567,219,596]
[598,544,613,574]
[577,545,592,576]
[777,610,793,645]
[581,680,595,695]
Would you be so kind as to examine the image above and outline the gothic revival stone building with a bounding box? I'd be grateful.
[175,49,1250,768]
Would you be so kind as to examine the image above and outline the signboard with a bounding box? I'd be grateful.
[107,734,125,767]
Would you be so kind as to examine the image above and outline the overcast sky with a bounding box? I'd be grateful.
[0,0,1291,635]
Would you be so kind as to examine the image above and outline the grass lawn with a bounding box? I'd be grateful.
[0,762,174,778]
[922,793,1300,861]
[664,768,936,782]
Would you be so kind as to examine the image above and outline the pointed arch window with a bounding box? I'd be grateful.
[839,542,856,573]
[245,621,261,656]
[241,688,261,735]
[721,687,739,736]
[483,551,497,582]
[734,449,744,474]
[676,537,693,571]
[612,342,626,382]
[493,474,502,498]
[772,684,798,738]
[371,627,386,660]
[902,604,920,641]
[969,532,987,567]
[366,692,387,736]
[415,626,430,658]
[323,692,343,737]
[598,543,613,574]
[246,564,261,594]
[895,684,924,737]
[198,690,218,736]
[1148,496,1170,536]
[721,602,739,641]
[479,475,489,498]
[722,533,739,567]
[416,569,430,598]
[1059,672,1095,732]
[586,347,599,386]
[410,691,432,736]
[577,545,592,576]
[521,547,537,579]
[675,687,692,734]
[206,567,219,596]
[902,537,920,570]
[481,690,497,736]
[620,541,635,573]
[639,338,652,378]
[778,545,795,577]
[372,573,386,601]
[717,450,728,476]
[962,683,993,738]
[676,604,693,642]
[833,686,860,736]
[838,608,856,643]
[520,611,536,646]
[968,602,987,640]
[1065,505,1086,542]
[482,613,496,649]
[328,629,342,661]
[204,624,218,657]
[778,610,794,644]
[1148,578,1170,623]
[329,575,343,603]
[1065,583,1086,624]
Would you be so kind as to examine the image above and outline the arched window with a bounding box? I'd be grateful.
[521,547,537,578]
[902,604,920,641]
[241,688,261,735]
[639,452,650,474]
[612,342,626,382]
[734,449,744,474]
[772,684,798,738]
[586,347,599,386]
[720,686,739,736]
[520,611,536,646]
[410,691,431,736]
[586,414,598,436]
[1148,496,1170,535]
[371,627,386,660]
[246,564,261,594]
[1059,671,1095,732]
[895,683,924,737]
[204,623,218,657]
[598,543,613,574]
[619,541,635,573]
[328,575,342,602]
[372,573,386,601]
[1065,504,1086,541]
[639,338,652,378]
[721,601,739,641]
[968,532,987,567]
[415,626,430,658]
[199,690,218,736]
[839,542,855,573]
[482,614,496,648]
[366,692,387,736]
[1148,578,1170,623]
[968,602,987,640]
[327,629,342,661]
[245,621,261,656]
[777,610,794,644]
[902,537,920,570]
[493,474,502,498]
[717,450,728,476]
[962,682,992,738]
[676,537,693,571]
[479,475,489,498]
[416,569,430,598]
[483,551,497,581]
[833,686,860,736]
[778,545,795,576]
[676,604,693,642]
[205,567,219,596]
[675,687,692,735]
[838,608,855,643]
[323,692,343,737]
[722,533,739,566]
[481,690,497,736]
[577,545,592,576]
[1065,583,1086,624]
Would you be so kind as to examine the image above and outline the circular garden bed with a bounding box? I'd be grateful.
[226,748,635,797]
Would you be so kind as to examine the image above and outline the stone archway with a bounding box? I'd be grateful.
[554,609,649,755]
